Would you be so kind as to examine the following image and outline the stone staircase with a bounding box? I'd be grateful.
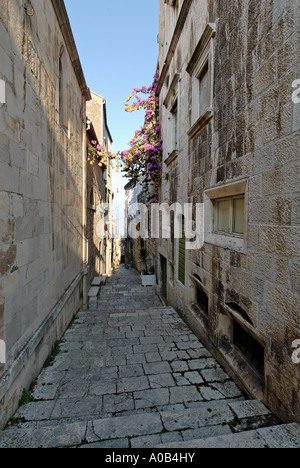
[0,397,299,448]
[0,267,299,448]
[88,276,107,309]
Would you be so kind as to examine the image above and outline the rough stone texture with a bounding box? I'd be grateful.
[156,0,300,422]
[86,91,116,285]
[0,266,298,448]
[0,0,88,428]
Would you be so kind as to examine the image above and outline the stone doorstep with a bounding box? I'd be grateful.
[88,287,100,298]
[88,286,100,309]
[92,277,107,287]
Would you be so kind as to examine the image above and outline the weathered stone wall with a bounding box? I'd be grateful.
[0,0,87,427]
[157,0,300,422]
[86,92,114,282]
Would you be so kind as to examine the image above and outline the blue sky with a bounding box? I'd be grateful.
[65,0,159,153]
[65,0,159,234]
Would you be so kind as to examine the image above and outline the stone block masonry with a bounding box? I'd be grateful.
[155,0,300,423]
[0,0,90,428]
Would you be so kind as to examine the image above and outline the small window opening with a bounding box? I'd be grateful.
[90,187,95,208]
[226,302,254,327]
[233,321,264,378]
[192,273,203,284]
[178,215,186,285]
[196,285,209,315]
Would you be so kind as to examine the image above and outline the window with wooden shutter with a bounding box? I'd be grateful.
[214,195,245,237]
[178,216,186,285]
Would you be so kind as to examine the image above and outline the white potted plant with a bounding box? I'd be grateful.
[140,248,156,287]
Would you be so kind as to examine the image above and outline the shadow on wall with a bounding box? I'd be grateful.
[0,0,89,428]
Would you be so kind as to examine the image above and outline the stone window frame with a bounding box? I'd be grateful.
[213,194,245,237]
[204,179,249,253]
[163,73,181,166]
[186,23,216,138]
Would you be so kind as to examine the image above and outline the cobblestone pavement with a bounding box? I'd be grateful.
[0,266,299,448]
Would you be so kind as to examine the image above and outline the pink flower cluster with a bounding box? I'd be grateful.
[86,72,163,202]
[119,72,163,203]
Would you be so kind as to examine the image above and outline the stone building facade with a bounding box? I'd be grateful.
[86,92,115,285]
[0,0,91,428]
[156,0,300,422]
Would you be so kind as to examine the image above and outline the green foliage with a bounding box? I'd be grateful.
[19,388,34,407]
[44,340,61,368]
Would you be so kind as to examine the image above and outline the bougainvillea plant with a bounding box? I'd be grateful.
[120,71,163,203]
[87,141,119,168]
[87,72,162,203]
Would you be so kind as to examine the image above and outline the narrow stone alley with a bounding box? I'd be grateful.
[0,266,299,448]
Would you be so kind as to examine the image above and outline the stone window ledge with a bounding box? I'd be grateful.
[164,150,179,166]
[187,108,213,138]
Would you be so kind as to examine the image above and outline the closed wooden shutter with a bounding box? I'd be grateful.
[178,216,186,285]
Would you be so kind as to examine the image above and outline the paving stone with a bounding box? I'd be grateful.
[0,422,87,448]
[199,386,225,401]
[171,360,189,372]
[148,373,176,389]
[145,352,162,363]
[80,438,129,449]
[181,423,232,441]
[134,388,170,409]
[161,400,235,432]
[57,379,88,398]
[102,393,135,415]
[184,371,204,385]
[212,381,243,398]
[118,364,144,378]
[140,335,164,345]
[51,396,103,419]
[257,424,300,449]
[88,379,117,396]
[130,434,163,448]
[15,400,55,422]
[143,361,172,375]
[126,353,146,365]
[229,400,270,419]
[159,430,268,448]
[173,373,190,386]
[117,376,150,393]
[88,412,163,442]
[169,385,203,404]
[201,368,229,382]
[31,382,59,400]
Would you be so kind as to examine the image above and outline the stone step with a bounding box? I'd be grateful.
[92,276,107,287]
[0,398,290,448]
[0,421,88,448]
[158,399,272,434]
[157,423,300,449]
